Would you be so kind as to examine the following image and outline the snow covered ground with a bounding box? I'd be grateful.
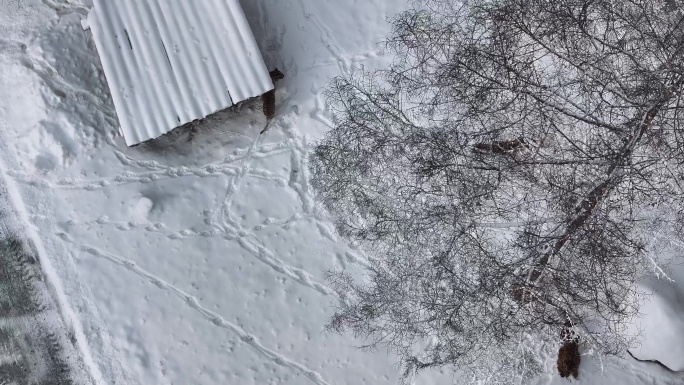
[628,261,684,372]
[0,0,683,384]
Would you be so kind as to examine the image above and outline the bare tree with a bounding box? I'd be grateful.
[311,0,684,382]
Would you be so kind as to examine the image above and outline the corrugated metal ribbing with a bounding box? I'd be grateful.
[88,0,273,145]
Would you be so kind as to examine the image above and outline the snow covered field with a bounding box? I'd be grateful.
[0,0,683,384]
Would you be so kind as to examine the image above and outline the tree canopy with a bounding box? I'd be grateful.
[311,0,684,382]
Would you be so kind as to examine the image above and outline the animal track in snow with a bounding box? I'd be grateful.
[78,243,333,385]
[311,90,335,130]
[111,140,300,172]
[251,213,310,232]
[296,0,351,75]
[303,51,378,73]
[8,162,287,192]
[216,133,265,227]
[70,215,338,297]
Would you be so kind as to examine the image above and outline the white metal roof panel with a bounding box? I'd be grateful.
[87,0,273,145]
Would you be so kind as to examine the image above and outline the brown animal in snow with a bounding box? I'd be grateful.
[269,68,285,81]
[261,68,285,133]
[472,137,528,155]
[557,323,581,379]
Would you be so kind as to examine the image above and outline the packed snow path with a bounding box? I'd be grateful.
[0,0,683,384]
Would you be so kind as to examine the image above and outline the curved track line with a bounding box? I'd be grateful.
[78,243,333,385]
[8,164,286,192]
[69,216,338,297]
[111,142,298,171]
[218,133,264,225]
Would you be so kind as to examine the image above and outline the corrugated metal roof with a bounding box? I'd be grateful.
[87,0,273,145]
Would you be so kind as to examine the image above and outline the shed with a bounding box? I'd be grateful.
[85,0,273,146]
